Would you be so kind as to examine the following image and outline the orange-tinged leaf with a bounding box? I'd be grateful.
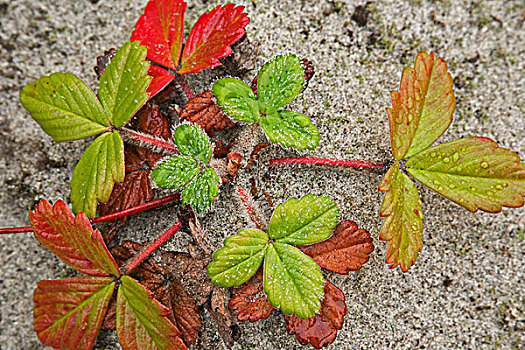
[229,268,274,322]
[179,90,236,134]
[378,161,423,272]
[29,200,120,277]
[34,277,115,350]
[179,4,249,74]
[131,0,187,70]
[387,52,455,159]
[116,275,187,350]
[298,220,374,274]
[284,280,346,349]
[406,136,525,213]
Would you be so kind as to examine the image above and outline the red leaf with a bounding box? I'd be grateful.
[229,268,274,322]
[179,4,249,74]
[179,90,236,134]
[34,277,115,350]
[298,220,374,274]
[131,0,187,70]
[147,65,175,98]
[29,200,120,277]
[285,281,346,349]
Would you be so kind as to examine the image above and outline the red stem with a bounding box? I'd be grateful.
[268,157,384,169]
[178,75,195,100]
[0,194,180,235]
[123,221,182,275]
[237,187,264,230]
[120,128,179,155]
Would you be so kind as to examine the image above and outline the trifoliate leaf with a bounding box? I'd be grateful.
[116,276,187,350]
[260,110,320,151]
[70,131,124,218]
[208,229,269,287]
[130,0,187,70]
[406,137,525,213]
[387,52,455,159]
[20,73,108,142]
[179,4,249,74]
[264,242,324,319]
[151,155,201,190]
[378,161,423,272]
[180,90,236,134]
[298,220,374,274]
[34,277,115,350]
[173,124,212,164]
[257,54,305,115]
[284,280,346,349]
[98,41,152,128]
[268,194,339,245]
[29,200,120,277]
[181,166,220,213]
[212,77,260,123]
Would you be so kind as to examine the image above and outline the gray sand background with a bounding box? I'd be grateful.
[0,0,524,349]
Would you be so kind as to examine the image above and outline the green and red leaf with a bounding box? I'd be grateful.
[387,52,455,159]
[34,277,115,350]
[284,280,346,349]
[29,199,120,277]
[298,220,374,274]
[130,0,187,70]
[378,161,423,272]
[229,268,274,322]
[116,275,187,350]
[406,137,525,212]
[179,4,249,74]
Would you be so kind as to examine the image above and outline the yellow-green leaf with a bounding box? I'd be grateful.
[387,52,455,159]
[406,137,525,213]
[70,131,125,218]
[20,73,108,142]
[378,161,423,272]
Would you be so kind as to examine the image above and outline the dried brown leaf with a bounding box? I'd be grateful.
[179,90,236,134]
[298,220,374,274]
[229,268,274,322]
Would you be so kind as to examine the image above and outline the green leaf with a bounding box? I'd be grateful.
[260,110,320,151]
[208,229,269,287]
[30,200,121,277]
[70,131,124,218]
[181,166,220,213]
[387,52,455,159]
[212,77,260,123]
[34,277,115,350]
[378,161,423,272]
[98,41,152,128]
[20,73,108,142]
[116,276,187,350]
[150,155,201,190]
[257,54,305,115]
[264,242,324,319]
[268,194,339,245]
[173,124,212,164]
[406,137,525,213]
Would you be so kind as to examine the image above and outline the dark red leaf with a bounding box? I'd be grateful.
[130,103,172,141]
[298,220,374,274]
[146,65,175,98]
[284,280,346,349]
[179,4,249,74]
[130,0,187,70]
[94,48,117,79]
[179,90,236,134]
[229,268,274,322]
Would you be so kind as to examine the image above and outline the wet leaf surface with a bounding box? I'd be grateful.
[229,268,274,322]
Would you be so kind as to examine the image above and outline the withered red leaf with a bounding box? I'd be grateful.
[284,280,346,349]
[94,48,117,79]
[229,268,274,322]
[298,220,374,274]
[179,90,236,134]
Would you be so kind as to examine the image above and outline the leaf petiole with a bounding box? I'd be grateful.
[120,127,180,155]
